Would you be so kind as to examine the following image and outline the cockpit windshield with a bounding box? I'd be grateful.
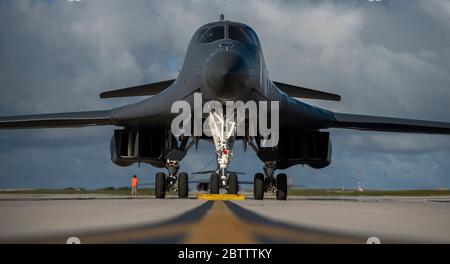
[199,26,225,43]
[228,26,258,46]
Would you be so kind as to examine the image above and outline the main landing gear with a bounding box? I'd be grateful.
[155,160,189,199]
[253,161,287,200]
[154,133,200,199]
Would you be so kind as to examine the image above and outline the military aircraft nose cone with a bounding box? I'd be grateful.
[203,51,252,101]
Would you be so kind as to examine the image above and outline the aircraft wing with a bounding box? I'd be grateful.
[0,110,112,129]
[332,112,450,134]
[100,79,175,98]
[273,81,341,101]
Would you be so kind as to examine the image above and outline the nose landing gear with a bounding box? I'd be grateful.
[207,111,240,194]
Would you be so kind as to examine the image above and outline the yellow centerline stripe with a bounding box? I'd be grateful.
[184,201,256,243]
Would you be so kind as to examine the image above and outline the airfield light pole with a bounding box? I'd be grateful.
[357,170,363,193]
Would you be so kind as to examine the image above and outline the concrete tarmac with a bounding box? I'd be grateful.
[0,194,449,243]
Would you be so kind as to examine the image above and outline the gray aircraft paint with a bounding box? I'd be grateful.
[1,18,450,168]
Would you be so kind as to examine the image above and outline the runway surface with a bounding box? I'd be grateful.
[1,194,449,243]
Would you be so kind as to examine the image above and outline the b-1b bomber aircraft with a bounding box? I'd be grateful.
[1,15,450,200]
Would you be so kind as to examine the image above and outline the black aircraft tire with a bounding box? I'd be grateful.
[178,172,189,198]
[210,173,220,194]
[228,173,238,194]
[276,173,288,200]
[254,173,265,200]
[155,172,166,199]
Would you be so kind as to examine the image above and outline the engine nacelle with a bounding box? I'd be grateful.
[257,129,332,169]
[307,138,332,169]
[110,128,177,167]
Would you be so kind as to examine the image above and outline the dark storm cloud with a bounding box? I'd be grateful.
[0,0,449,189]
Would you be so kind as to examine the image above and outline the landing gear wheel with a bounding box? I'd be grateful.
[210,173,220,194]
[254,173,265,200]
[276,173,287,200]
[178,172,189,198]
[155,172,166,199]
[228,173,238,194]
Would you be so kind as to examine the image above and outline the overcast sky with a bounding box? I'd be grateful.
[1,0,449,190]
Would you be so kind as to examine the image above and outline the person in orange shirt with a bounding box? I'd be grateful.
[131,175,138,195]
